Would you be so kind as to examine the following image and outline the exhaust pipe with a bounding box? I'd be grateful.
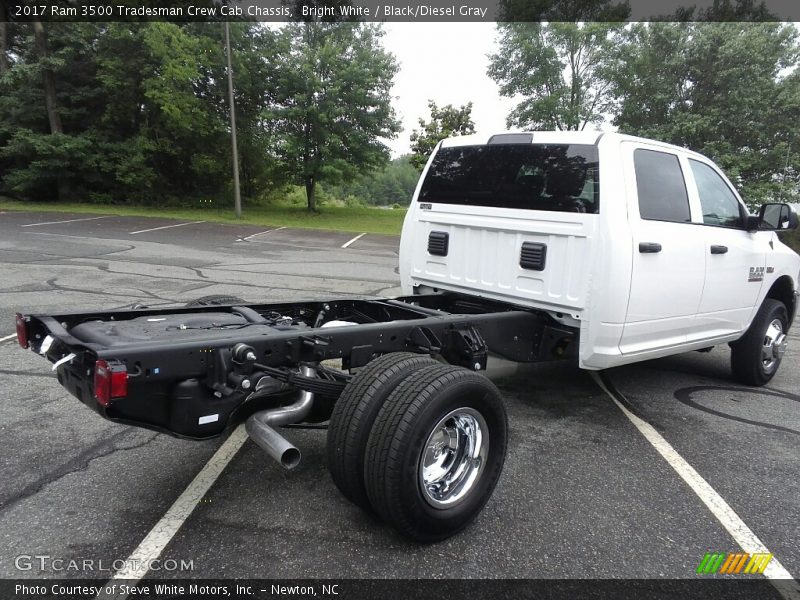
[245,365,315,469]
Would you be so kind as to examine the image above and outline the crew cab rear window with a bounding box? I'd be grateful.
[418,144,600,213]
[634,149,691,223]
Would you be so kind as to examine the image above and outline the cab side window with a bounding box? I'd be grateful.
[689,159,744,228]
[634,149,691,223]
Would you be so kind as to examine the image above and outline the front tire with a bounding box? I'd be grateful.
[731,299,788,386]
[364,364,508,543]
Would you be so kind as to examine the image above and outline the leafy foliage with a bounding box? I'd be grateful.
[0,21,399,210]
[4,11,799,215]
[266,22,400,211]
[327,155,420,206]
[488,22,622,131]
[409,101,475,170]
[610,21,800,206]
[488,4,800,206]
[496,0,630,21]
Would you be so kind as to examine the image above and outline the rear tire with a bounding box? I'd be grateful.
[364,364,508,543]
[731,299,788,386]
[185,294,245,307]
[327,352,439,510]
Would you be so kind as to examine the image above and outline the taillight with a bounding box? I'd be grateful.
[15,313,28,349]
[94,360,128,406]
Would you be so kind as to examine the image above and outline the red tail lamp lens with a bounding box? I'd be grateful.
[94,360,128,406]
[15,313,28,348]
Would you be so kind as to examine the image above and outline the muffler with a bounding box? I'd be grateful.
[245,365,315,469]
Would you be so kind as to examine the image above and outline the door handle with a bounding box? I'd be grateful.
[710,245,728,254]
[639,242,662,253]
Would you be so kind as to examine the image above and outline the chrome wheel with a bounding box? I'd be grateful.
[761,318,787,372]
[419,407,489,508]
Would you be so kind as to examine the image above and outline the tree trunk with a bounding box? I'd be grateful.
[305,176,316,212]
[33,20,68,201]
[0,4,8,75]
[33,21,62,135]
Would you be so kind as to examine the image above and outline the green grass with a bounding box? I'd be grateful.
[0,199,407,236]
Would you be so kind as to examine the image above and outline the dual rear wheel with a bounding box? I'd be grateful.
[327,353,508,543]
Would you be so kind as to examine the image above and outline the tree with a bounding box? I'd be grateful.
[32,21,62,136]
[610,21,800,206]
[0,22,284,205]
[267,22,400,211]
[0,4,8,75]
[488,22,622,131]
[209,23,286,201]
[327,155,420,206]
[0,21,96,200]
[677,0,776,21]
[497,0,768,21]
[79,22,230,203]
[409,100,475,170]
[497,0,630,21]
[0,19,400,210]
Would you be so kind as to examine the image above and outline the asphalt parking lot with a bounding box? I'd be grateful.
[0,211,798,594]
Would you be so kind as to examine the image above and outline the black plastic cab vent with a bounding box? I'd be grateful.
[520,242,547,271]
[428,231,449,256]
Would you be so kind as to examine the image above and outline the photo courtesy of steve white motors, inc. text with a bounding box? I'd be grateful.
[14,583,341,598]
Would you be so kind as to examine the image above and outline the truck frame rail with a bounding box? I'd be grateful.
[17,293,575,440]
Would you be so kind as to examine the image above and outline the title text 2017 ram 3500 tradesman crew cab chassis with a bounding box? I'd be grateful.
[16,132,800,542]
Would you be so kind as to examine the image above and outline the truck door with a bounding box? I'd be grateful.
[685,158,767,338]
[619,145,706,354]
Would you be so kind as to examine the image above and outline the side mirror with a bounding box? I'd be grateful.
[758,203,798,231]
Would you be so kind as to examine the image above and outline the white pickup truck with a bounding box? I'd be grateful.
[16,131,799,542]
[400,130,800,386]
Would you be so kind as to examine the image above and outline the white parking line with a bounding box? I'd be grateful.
[341,232,366,248]
[592,373,800,600]
[240,226,286,242]
[97,425,248,597]
[21,216,109,227]
[129,221,205,235]
[0,333,17,343]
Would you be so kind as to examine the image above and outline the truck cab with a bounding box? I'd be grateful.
[399,131,800,380]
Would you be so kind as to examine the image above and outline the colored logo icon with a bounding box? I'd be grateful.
[697,552,773,574]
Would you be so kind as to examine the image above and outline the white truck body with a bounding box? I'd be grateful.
[399,131,800,370]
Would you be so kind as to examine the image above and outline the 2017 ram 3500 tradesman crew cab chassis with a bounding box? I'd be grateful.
[16,132,799,542]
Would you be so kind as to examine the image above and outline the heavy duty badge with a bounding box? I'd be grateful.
[748,266,765,282]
